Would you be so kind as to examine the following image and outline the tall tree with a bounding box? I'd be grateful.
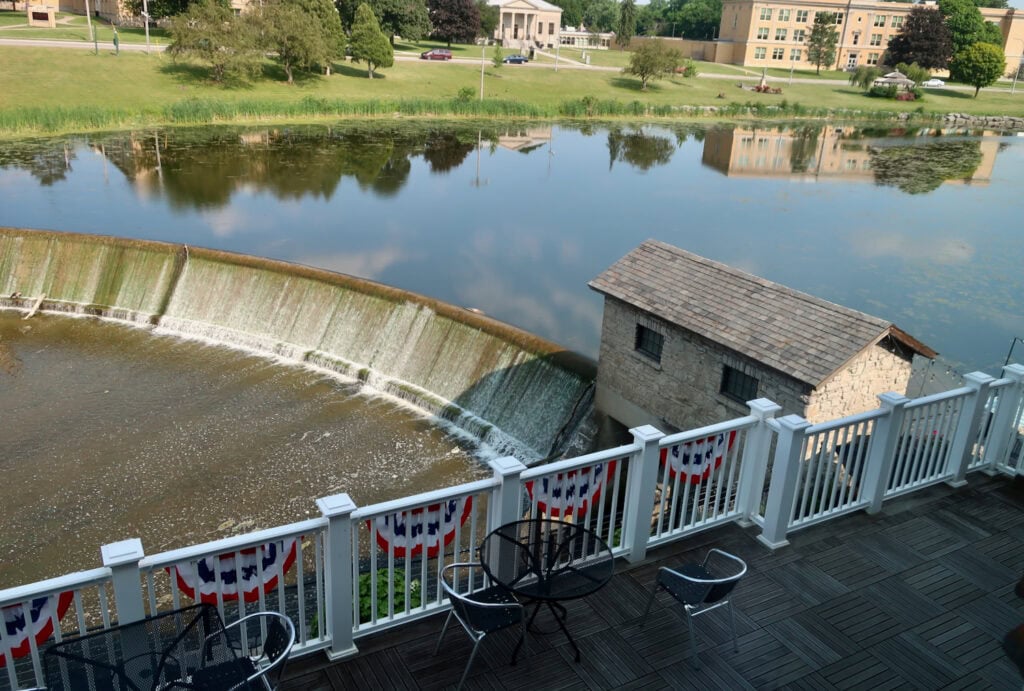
[806,11,838,74]
[350,2,395,77]
[258,0,336,83]
[616,0,637,49]
[939,0,985,55]
[622,38,681,89]
[635,0,665,36]
[949,41,1006,96]
[583,0,618,32]
[978,21,1004,46]
[886,6,953,69]
[167,0,263,83]
[477,0,498,37]
[677,0,720,39]
[428,0,481,45]
[551,0,583,28]
[337,0,429,40]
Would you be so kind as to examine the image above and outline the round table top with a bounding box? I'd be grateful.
[479,518,614,602]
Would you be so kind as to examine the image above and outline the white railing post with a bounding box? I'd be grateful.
[736,398,782,526]
[757,414,810,550]
[945,371,995,487]
[316,493,358,661]
[100,538,146,625]
[623,425,664,564]
[982,364,1024,472]
[488,456,528,528]
[861,392,910,513]
[487,456,528,584]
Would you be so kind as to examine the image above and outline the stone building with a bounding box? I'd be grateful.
[588,240,936,432]
[487,0,562,50]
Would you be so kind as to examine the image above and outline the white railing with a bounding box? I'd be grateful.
[0,569,113,690]
[1,366,1022,689]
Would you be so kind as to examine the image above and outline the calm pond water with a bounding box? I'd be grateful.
[1,121,1022,585]
[1,121,1021,375]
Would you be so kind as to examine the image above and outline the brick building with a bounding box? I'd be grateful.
[588,240,936,432]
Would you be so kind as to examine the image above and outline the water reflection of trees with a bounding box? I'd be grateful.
[0,142,78,186]
[868,141,984,194]
[606,128,675,171]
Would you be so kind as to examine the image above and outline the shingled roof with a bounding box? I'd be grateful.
[588,240,936,388]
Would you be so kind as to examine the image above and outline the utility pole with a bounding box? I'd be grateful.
[480,44,485,100]
[142,0,151,54]
[84,0,95,53]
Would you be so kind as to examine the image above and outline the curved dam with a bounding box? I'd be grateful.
[0,227,596,462]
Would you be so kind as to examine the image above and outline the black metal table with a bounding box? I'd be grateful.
[479,518,614,662]
[43,603,255,690]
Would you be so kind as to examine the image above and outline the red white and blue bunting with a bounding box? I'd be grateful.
[171,538,298,605]
[525,460,618,519]
[659,431,737,484]
[0,591,74,667]
[372,496,473,558]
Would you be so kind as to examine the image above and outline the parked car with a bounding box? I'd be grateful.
[420,49,453,61]
[922,78,945,87]
[503,55,529,64]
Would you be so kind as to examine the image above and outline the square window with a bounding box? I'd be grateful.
[870,33,882,46]
[760,8,772,20]
[794,29,805,42]
[772,47,784,60]
[754,47,766,59]
[775,28,787,41]
[721,366,758,402]
[778,9,790,21]
[874,15,886,27]
[867,52,879,65]
[757,27,769,40]
[790,48,802,61]
[891,15,904,28]
[796,10,808,22]
[635,325,664,363]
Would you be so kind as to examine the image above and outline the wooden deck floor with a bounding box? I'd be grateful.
[281,474,1024,690]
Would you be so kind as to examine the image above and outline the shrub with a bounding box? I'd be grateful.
[868,84,899,99]
[359,568,421,622]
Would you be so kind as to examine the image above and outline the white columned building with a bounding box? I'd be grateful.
[488,0,563,51]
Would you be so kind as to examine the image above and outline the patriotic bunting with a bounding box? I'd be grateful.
[525,460,617,519]
[659,431,737,484]
[372,496,473,558]
[171,538,298,605]
[1,591,74,667]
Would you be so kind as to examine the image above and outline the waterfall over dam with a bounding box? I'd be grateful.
[0,228,596,461]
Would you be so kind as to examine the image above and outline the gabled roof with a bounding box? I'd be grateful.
[588,240,937,388]
[487,0,563,12]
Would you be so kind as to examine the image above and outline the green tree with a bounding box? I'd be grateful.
[616,0,637,49]
[849,64,883,90]
[895,61,930,85]
[949,41,1006,95]
[124,0,188,21]
[350,2,395,78]
[551,0,583,28]
[806,11,839,74]
[886,6,952,69]
[977,21,1004,46]
[428,0,481,45]
[635,0,665,36]
[676,0,720,39]
[478,0,498,37]
[491,43,503,67]
[258,0,336,83]
[167,0,263,83]
[622,38,681,89]
[974,0,1007,7]
[939,0,985,55]
[869,141,983,193]
[583,0,618,32]
[336,0,429,40]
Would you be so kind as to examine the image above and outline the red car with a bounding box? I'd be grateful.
[420,49,453,61]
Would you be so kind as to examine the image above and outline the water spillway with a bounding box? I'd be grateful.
[0,227,595,461]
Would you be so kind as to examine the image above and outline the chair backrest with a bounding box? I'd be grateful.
[701,549,747,605]
[263,616,293,665]
[440,563,521,636]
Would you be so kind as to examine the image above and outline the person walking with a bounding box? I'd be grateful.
[113,26,119,55]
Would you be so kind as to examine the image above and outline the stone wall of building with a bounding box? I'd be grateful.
[595,297,810,431]
[804,341,913,423]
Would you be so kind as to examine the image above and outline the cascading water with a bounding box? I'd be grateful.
[0,227,595,461]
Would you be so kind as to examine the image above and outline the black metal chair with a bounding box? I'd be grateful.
[197,611,295,691]
[433,562,525,690]
[643,548,747,669]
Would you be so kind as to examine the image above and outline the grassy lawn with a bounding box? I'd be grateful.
[0,11,170,43]
[0,44,1020,136]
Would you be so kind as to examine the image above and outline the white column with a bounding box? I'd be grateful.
[623,425,664,563]
[486,456,528,583]
[981,364,1024,473]
[861,392,910,513]
[945,372,996,486]
[736,398,782,525]
[757,414,811,550]
[100,538,146,625]
[316,493,358,661]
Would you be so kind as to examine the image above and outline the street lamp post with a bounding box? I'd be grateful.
[1012,41,1023,95]
[142,0,151,55]
[480,44,485,100]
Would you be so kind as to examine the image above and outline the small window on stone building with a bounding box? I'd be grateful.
[634,324,664,363]
[720,366,758,402]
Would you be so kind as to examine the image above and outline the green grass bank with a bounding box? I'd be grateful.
[1,44,1021,137]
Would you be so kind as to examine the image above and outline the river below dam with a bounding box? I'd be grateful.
[1,120,1023,588]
